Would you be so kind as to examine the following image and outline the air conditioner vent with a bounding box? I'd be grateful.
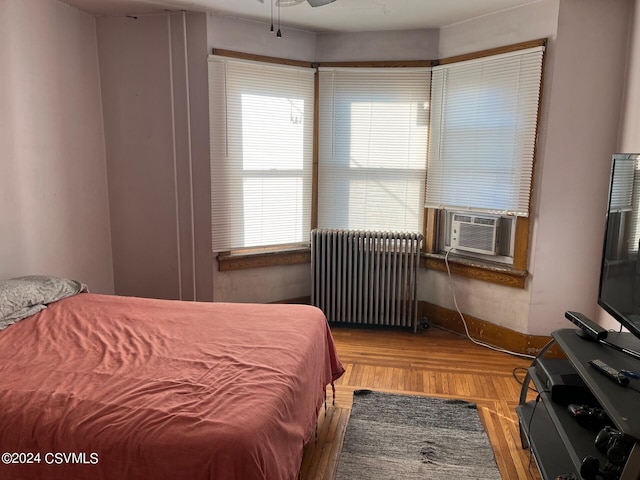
[474,217,495,226]
[450,213,499,256]
[453,214,472,223]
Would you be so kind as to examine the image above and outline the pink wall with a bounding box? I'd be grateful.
[619,1,640,154]
[315,29,439,62]
[97,12,213,301]
[423,0,633,336]
[206,2,633,317]
[421,0,560,335]
[207,15,442,302]
[207,14,316,62]
[528,0,632,334]
[0,0,114,293]
[598,0,640,329]
[5,0,632,320]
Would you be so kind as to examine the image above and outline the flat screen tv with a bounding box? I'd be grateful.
[598,153,640,342]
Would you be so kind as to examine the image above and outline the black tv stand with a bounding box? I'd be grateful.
[517,329,640,480]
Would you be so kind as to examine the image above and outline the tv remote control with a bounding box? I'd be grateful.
[588,359,629,386]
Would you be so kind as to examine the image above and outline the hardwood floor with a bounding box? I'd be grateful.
[301,325,542,480]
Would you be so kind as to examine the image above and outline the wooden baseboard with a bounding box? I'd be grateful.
[272,297,560,356]
[420,301,562,357]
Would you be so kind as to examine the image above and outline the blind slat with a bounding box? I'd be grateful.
[425,47,544,217]
[610,159,635,212]
[318,68,431,233]
[208,56,315,252]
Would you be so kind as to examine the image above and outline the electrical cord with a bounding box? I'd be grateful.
[444,248,536,360]
[512,366,538,393]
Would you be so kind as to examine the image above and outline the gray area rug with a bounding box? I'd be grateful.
[335,390,501,480]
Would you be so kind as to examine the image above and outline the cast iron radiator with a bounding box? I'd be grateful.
[311,229,422,331]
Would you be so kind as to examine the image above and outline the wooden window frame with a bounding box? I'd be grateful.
[421,214,530,288]
[211,49,316,270]
[214,39,546,286]
[218,244,311,272]
[422,38,546,289]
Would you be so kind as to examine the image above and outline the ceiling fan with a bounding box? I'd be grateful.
[257,0,336,37]
[257,0,336,7]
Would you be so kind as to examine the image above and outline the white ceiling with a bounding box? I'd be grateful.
[60,0,542,32]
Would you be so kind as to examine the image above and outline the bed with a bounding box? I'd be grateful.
[0,276,344,480]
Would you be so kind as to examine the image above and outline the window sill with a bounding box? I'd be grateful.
[216,247,529,288]
[421,252,528,289]
[217,246,311,272]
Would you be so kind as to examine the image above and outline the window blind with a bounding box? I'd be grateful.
[616,157,640,254]
[425,46,545,217]
[610,158,635,212]
[317,67,431,233]
[208,56,315,252]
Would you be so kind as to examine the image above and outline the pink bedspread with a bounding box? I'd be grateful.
[0,293,344,480]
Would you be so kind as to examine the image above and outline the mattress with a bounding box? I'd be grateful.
[0,293,344,480]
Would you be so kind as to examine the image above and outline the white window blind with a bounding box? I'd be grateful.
[630,166,640,254]
[610,158,635,212]
[317,67,431,233]
[208,56,315,252]
[425,46,545,217]
[610,157,640,255]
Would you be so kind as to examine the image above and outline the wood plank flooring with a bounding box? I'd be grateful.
[301,325,542,480]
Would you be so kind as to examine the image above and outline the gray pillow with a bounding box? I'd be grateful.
[0,275,87,328]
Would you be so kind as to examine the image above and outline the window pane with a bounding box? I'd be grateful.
[425,47,544,216]
[209,57,314,251]
[318,68,430,233]
[242,177,305,247]
[241,94,305,171]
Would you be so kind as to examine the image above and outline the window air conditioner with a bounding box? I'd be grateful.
[450,213,499,256]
